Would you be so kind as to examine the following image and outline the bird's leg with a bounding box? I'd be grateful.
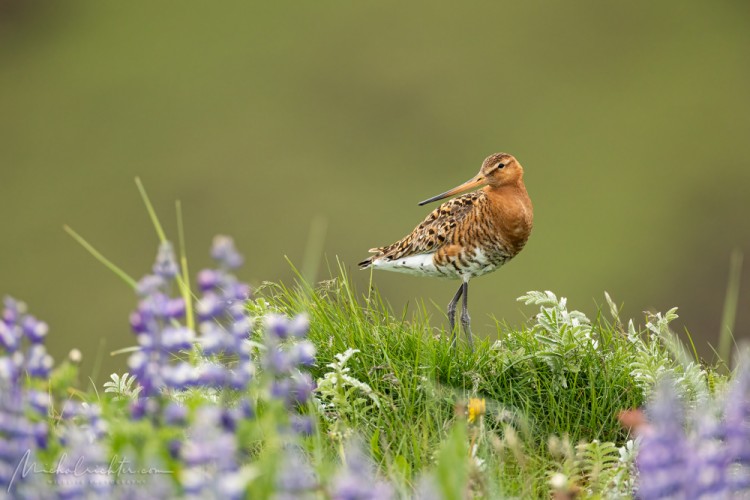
[447,284,463,347]
[460,281,474,352]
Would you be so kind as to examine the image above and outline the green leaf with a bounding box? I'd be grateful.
[435,422,469,500]
[370,427,381,461]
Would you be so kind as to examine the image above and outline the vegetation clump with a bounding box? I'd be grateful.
[0,230,747,498]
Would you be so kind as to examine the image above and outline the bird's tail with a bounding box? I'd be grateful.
[358,248,383,269]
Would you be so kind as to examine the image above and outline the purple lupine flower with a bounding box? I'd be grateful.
[61,400,84,419]
[57,421,113,498]
[82,403,108,440]
[239,398,255,419]
[196,362,229,387]
[139,292,173,319]
[197,269,221,291]
[275,445,319,499]
[0,391,40,485]
[168,439,182,460]
[264,345,293,375]
[289,313,311,338]
[109,451,177,499]
[0,320,19,352]
[180,407,237,469]
[164,402,188,426]
[192,237,256,396]
[271,379,292,402]
[162,361,196,389]
[2,296,25,324]
[226,280,251,302]
[257,312,317,437]
[180,406,249,499]
[687,404,726,497]
[152,241,180,279]
[263,312,312,344]
[210,235,244,269]
[129,310,148,333]
[262,338,313,378]
[21,315,48,343]
[0,356,17,381]
[265,314,292,340]
[0,297,52,495]
[136,274,166,297]
[59,402,107,441]
[290,415,315,437]
[635,379,688,499]
[230,315,252,336]
[130,397,160,420]
[196,292,226,321]
[127,242,196,410]
[160,326,194,352]
[199,321,233,355]
[229,364,253,390]
[220,407,243,433]
[292,340,316,367]
[331,441,394,500]
[725,353,750,495]
[130,237,255,399]
[166,297,186,319]
[27,390,51,416]
[286,372,315,406]
[125,235,250,424]
[128,352,165,398]
[634,363,750,500]
[26,344,53,378]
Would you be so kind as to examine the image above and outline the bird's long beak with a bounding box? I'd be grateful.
[418,173,487,206]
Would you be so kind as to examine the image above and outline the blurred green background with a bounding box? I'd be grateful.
[1,1,748,381]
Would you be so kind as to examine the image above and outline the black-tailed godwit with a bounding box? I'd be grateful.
[359,152,533,349]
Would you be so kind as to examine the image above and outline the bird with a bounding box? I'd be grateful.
[358,152,533,349]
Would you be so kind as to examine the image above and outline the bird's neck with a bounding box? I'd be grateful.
[485,181,531,206]
[484,182,534,252]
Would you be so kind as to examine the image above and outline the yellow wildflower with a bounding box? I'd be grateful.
[468,398,486,423]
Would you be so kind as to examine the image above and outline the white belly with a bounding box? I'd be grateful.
[371,252,447,278]
[370,247,505,280]
[439,247,501,279]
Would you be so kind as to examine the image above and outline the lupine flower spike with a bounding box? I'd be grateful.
[0,297,52,496]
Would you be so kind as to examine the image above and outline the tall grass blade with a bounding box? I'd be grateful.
[63,225,137,289]
[135,177,167,243]
[110,346,142,356]
[135,179,196,331]
[718,248,743,366]
[284,256,315,297]
[90,337,107,388]
[176,200,195,332]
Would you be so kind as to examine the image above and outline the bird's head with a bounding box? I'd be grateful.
[479,152,523,187]
[418,152,523,206]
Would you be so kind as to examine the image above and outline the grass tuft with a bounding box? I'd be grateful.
[257,267,674,496]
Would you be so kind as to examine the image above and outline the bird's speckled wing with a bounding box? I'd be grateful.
[359,191,483,266]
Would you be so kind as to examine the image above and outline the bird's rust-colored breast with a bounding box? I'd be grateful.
[485,183,533,256]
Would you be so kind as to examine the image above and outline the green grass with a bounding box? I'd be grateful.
[253,267,677,497]
[58,192,715,496]
[32,256,716,498]
[49,185,739,498]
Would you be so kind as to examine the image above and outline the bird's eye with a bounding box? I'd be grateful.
[497,163,505,169]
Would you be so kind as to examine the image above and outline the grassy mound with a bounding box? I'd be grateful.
[258,270,693,497]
